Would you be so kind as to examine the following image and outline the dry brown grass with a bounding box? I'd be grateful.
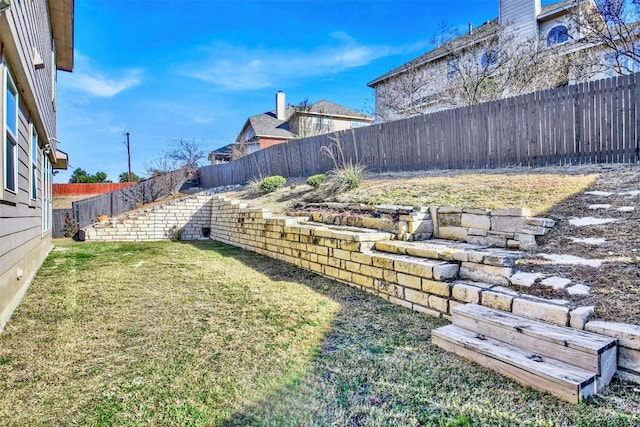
[0,240,639,426]
[226,165,601,216]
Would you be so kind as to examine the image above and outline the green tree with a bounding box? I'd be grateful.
[68,168,111,183]
[119,172,142,183]
[69,168,88,183]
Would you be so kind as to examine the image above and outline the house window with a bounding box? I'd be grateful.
[351,121,367,129]
[42,155,52,232]
[481,48,499,68]
[4,67,18,193]
[312,117,330,133]
[447,57,459,78]
[547,25,569,47]
[31,124,38,200]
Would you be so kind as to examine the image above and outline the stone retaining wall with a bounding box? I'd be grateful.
[80,193,213,241]
[293,203,554,250]
[208,196,638,384]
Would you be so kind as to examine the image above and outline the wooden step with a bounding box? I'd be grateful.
[432,324,597,403]
[452,304,617,390]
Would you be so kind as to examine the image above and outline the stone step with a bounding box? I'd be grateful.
[374,239,522,267]
[452,304,617,389]
[368,249,460,281]
[432,324,598,403]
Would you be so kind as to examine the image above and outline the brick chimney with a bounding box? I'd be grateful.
[276,91,286,121]
[499,0,541,40]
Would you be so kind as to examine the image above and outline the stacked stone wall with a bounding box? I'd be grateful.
[80,193,213,242]
[293,204,553,249]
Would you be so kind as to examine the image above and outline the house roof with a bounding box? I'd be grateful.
[237,99,371,142]
[245,110,297,139]
[367,0,579,88]
[49,0,74,72]
[299,100,372,120]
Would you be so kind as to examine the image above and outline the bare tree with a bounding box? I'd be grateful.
[230,142,250,160]
[118,157,187,206]
[288,98,330,138]
[374,21,580,121]
[569,0,640,75]
[444,28,574,106]
[165,138,207,179]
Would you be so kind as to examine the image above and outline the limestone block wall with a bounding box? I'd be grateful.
[433,207,555,250]
[293,204,554,250]
[208,195,639,384]
[80,193,213,242]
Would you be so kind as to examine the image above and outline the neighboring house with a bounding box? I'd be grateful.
[368,0,619,121]
[0,0,73,331]
[232,91,373,155]
[208,143,236,164]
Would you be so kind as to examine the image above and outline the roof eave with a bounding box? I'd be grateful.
[368,23,499,88]
[537,4,574,21]
[49,0,74,72]
[294,110,372,121]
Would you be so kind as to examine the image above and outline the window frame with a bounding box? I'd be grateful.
[481,48,499,68]
[547,25,569,47]
[447,57,459,79]
[3,65,19,200]
[30,123,39,202]
[42,155,52,233]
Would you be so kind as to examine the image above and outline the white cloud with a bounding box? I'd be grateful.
[60,51,142,97]
[180,34,428,91]
[66,71,142,97]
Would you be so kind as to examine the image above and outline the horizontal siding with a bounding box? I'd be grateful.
[5,0,56,141]
[0,0,57,332]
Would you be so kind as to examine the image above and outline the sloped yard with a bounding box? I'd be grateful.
[223,163,640,324]
[0,240,639,426]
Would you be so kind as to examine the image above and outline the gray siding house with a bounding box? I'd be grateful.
[0,0,73,332]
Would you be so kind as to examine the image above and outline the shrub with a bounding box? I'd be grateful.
[328,162,368,193]
[62,213,79,238]
[246,176,263,194]
[259,175,286,193]
[306,174,326,189]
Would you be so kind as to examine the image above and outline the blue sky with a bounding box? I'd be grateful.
[55,0,556,183]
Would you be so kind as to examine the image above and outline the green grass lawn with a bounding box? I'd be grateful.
[1,241,639,426]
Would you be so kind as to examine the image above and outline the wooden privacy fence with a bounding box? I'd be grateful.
[52,209,73,238]
[199,73,640,188]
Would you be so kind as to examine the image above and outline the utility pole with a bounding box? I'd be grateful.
[125,132,131,182]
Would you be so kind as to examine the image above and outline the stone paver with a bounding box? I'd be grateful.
[567,284,591,296]
[540,253,603,269]
[568,217,619,227]
[541,276,572,290]
[569,237,606,245]
[510,271,544,287]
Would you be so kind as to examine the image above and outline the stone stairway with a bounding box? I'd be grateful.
[432,304,618,403]
[373,239,521,286]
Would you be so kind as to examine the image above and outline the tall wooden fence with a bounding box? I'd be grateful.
[52,209,73,238]
[199,73,640,188]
